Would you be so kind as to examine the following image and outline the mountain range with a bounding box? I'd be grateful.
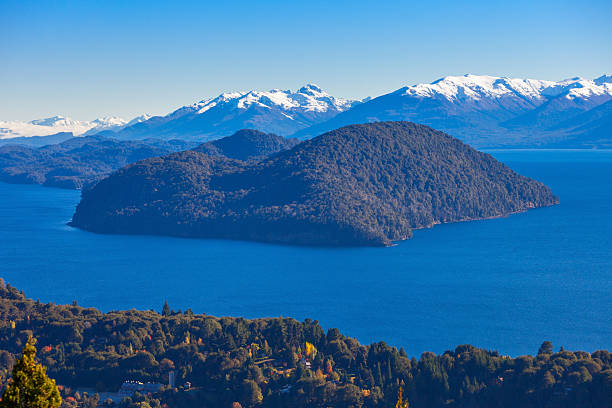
[3,75,612,148]
[0,114,152,141]
[293,75,612,147]
[107,84,357,142]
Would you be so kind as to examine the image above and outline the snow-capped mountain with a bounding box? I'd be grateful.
[181,84,352,116]
[0,115,130,139]
[126,114,153,126]
[397,74,611,105]
[293,74,612,147]
[0,116,87,139]
[402,75,552,105]
[83,117,130,136]
[3,76,611,148]
[111,84,358,141]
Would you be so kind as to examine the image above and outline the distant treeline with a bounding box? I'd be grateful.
[0,130,296,190]
[0,136,197,189]
[0,281,609,408]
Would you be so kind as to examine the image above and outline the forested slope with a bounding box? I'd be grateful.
[0,282,609,408]
[71,122,558,246]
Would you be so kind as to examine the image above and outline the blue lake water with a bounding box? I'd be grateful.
[0,150,610,357]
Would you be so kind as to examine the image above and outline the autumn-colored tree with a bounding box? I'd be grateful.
[395,387,409,408]
[0,337,61,408]
[325,359,333,374]
[305,342,317,361]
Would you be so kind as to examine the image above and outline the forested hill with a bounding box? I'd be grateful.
[0,136,197,190]
[0,282,610,408]
[192,129,300,161]
[71,121,559,246]
[0,131,299,190]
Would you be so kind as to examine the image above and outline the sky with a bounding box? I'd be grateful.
[1,0,611,121]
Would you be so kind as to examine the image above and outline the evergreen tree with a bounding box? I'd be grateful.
[241,379,263,406]
[538,341,553,356]
[162,300,170,316]
[375,362,383,386]
[0,337,61,408]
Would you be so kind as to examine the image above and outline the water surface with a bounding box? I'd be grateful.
[1,150,610,357]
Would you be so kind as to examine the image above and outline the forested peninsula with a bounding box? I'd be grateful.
[0,136,196,190]
[0,130,296,190]
[71,122,558,246]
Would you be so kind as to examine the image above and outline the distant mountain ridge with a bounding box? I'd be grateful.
[0,132,76,148]
[293,75,612,147]
[70,122,558,246]
[109,84,358,142]
[0,114,151,140]
[4,75,612,148]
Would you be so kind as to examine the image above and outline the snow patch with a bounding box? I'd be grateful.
[0,114,148,139]
[400,74,612,108]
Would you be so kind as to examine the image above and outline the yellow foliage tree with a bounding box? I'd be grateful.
[395,387,409,408]
[305,342,317,361]
[0,337,62,408]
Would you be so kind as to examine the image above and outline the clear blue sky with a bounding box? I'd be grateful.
[1,0,611,121]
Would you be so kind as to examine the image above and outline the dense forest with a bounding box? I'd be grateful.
[72,122,558,246]
[0,130,297,190]
[0,136,197,189]
[0,282,609,408]
[193,129,300,161]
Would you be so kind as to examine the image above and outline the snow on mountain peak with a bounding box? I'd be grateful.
[91,116,128,127]
[6,75,611,142]
[29,115,84,127]
[540,77,612,100]
[594,74,612,85]
[404,74,555,102]
[175,85,355,117]
[400,74,612,105]
[127,114,153,126]
[0,115,132,139]
[298,83,324,95]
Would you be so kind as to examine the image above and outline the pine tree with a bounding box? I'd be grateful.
[537,341,553,356]
[162,300,170,316]
[0,337,61,408]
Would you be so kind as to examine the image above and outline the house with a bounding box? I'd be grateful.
[299,357,312,369]
[118,381,164,398]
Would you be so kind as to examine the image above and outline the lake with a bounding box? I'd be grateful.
[0,149,610,357]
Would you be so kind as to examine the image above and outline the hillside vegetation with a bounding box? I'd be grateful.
[0,136,196,190]
[0,131,298,190]
[0,282,610,408]
[192,129,300,161]
[71,122,558,246]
